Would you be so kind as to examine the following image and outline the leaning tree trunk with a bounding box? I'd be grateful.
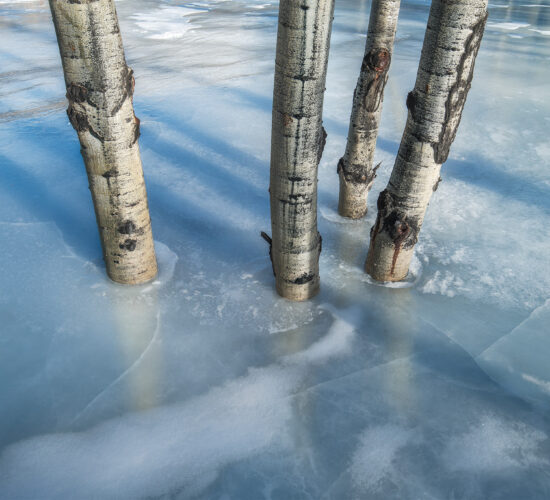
[49,0,157,284]
[269,0,335,301]
[365,0,488,281]
[337,0,401,219]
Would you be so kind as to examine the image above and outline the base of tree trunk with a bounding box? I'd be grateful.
[272,243,321,301]
[275,278,320,302]
[365,229,413,282]
[337,171,369,219]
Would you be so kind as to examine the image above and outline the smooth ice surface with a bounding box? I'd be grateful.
[1,0,550,498]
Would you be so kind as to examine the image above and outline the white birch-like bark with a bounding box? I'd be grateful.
[49,0,157,284]
[366,0,488,281]
[338,0,401,219]
[269,0,335,301]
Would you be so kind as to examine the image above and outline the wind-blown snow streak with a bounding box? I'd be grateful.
[0,306,357,499]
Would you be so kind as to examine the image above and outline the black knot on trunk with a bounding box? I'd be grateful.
[371,48,391,72]
[317,126,327,164]
[406,90,418,121]
[118,220,136,235]
[383,210,418,250]
[66,83,88,103]
[119,239,137,251]
[363,48,391,73]
[377,189,393,212]
[292,273,315,285]
[67,104,89,132]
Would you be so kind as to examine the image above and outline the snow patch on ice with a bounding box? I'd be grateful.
[0,366,297,499]
[131,6,206,40]
[535,143,550,160]
[420,270,465,298]
[0,303,359,499]
[521,374,550,395]
[488,22,530,30]
[350,425,414,492]
[149,241,178,287]
[443,415,548,472]
[285,305,357,365]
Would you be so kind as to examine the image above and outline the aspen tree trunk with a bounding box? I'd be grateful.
[49,0,157,284]
[365,0,488,282]
[337,0,401,219]
[269,0,335,301]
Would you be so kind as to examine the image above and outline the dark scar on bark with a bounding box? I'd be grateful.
[110,66,136,116]
[102,169,117,179]
[389,218,411,275]
[433,176,442,192]
[119,239,137,251]
[66,83,88,103]
[118,221,136,235]
[291,273,315,285]
[261,231,275,276]
[337,158,380,188]
[406,90,418,121]
[317,126,327,164]
[67,104,88,132]
[373,189,419,275]
[434,12,488,164]
[361,48,391,113]
[363,48,391,73]
[132,114,141,145]
[67,104,103,141]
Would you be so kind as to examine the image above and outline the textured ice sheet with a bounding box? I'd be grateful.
[478,300,550,407]
[1,0,550,498]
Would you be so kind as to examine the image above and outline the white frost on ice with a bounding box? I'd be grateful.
[131,6,206,40]
[443,415,548,472]
[488,22,530,30]
[419,270,465,298]
[0,304,359,499]
[150,241,178,286]
[284,305,357,365]
[350,425,413,492]
[0,366,297,499]
[521,374,550,395]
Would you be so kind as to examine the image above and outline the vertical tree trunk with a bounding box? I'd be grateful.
[365,0,488,281]
[269,0,335,301]
[49,0,157,285]
[337,0,401,219]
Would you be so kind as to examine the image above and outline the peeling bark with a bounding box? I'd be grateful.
[366,0,488,281]
[49,0,157,284]
[269,0,335,301]
[337,0,401,219]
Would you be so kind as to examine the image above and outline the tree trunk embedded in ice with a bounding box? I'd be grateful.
[49,0,157,285]
[365,0,488,281]
[269,0,335,301]
[337,0,401,219]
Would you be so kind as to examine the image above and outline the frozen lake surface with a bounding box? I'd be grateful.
[1,0,550,498]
